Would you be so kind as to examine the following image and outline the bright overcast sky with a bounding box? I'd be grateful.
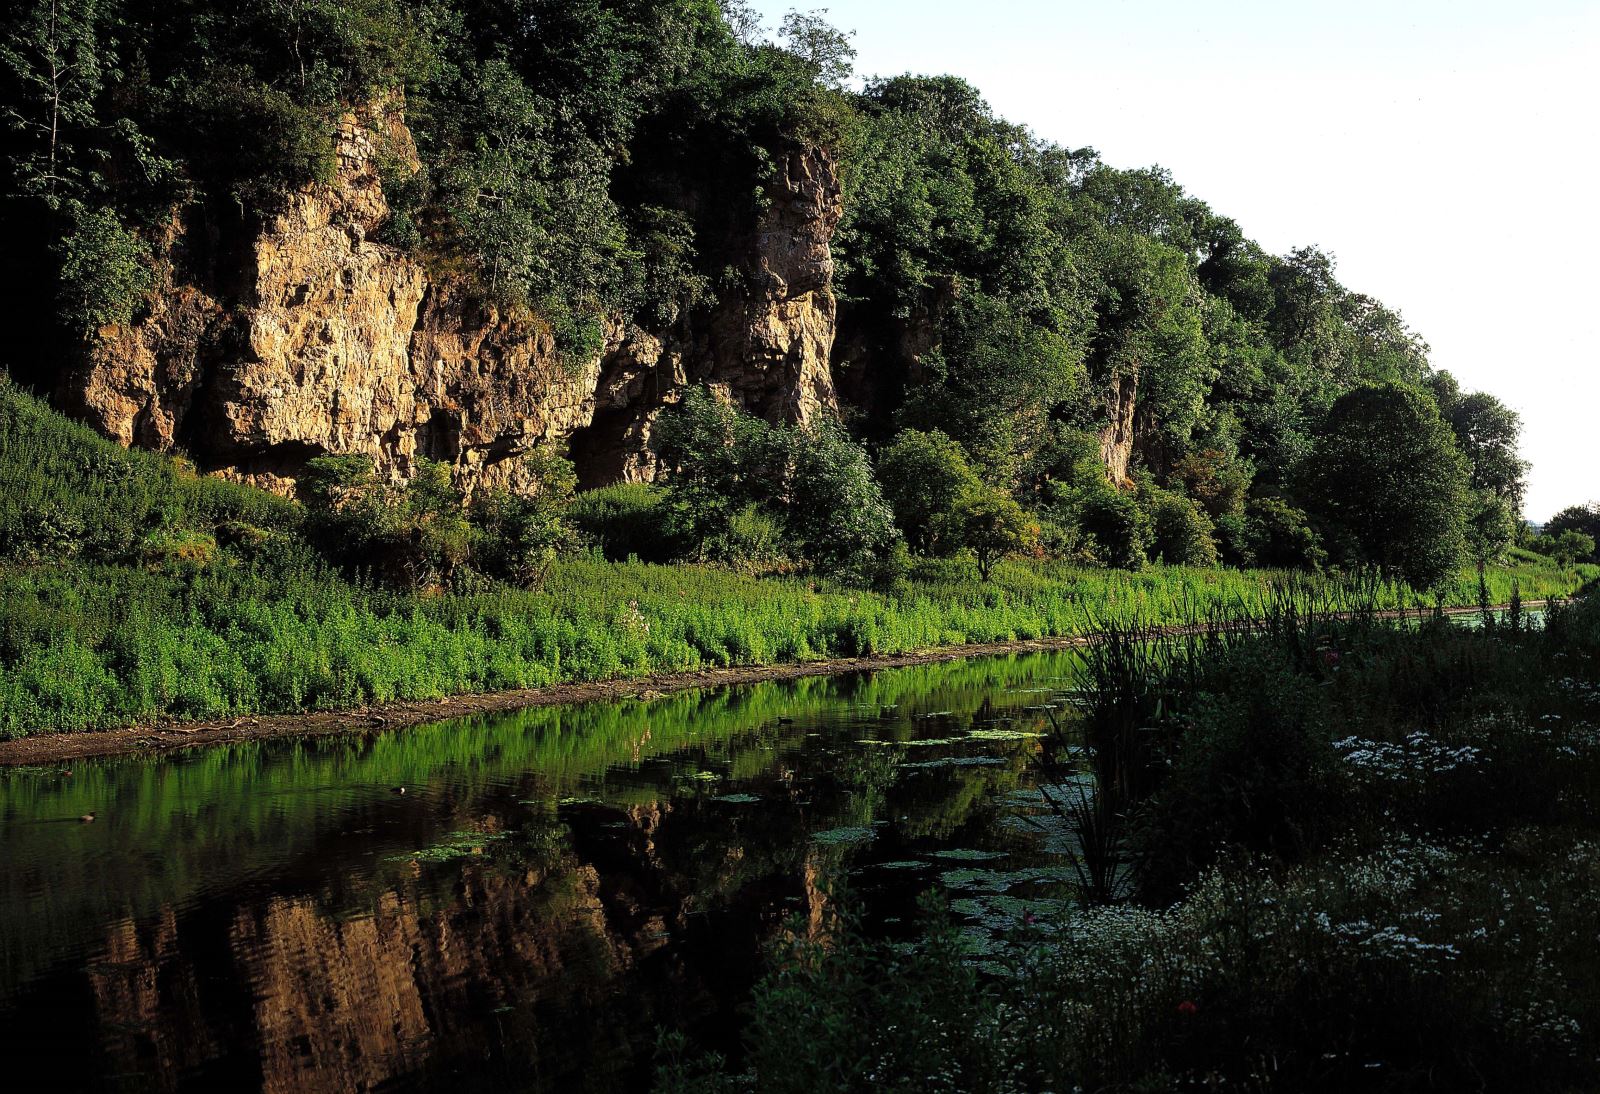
[746,0,1599,521]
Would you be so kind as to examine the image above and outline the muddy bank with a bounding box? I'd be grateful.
[0,603,1545,767]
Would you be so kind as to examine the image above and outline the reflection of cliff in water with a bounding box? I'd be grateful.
[9,796,834,1093]
[0,654,1063,995]
[0,650,1076,1092]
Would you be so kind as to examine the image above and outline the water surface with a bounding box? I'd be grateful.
[0,650,1087,1093]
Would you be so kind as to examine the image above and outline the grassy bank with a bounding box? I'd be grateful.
[3,381,1594,740]
[4,555,1591,741]
[661,593,1600,1093]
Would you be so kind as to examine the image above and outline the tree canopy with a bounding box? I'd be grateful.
[0,1,1533,586]
[1300,383,1472,588]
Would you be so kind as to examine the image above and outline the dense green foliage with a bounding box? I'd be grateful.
[3,382,1588,739]
[666,594,1600,1093]
[1300,382,1472,587]
[0,1,1580,743]
[0,0,848,357]
[654,387,903,582]
[0,0,1548,588]
[1547,503,1600,564]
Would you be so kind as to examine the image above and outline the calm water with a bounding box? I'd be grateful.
[0,650,1089,1093]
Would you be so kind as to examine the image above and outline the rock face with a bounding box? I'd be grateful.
[61,104,843,496]
[1099,371,1139,487]
[570,143,842,487]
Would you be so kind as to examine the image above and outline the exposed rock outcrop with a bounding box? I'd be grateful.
[570,144,842,487]
[1099,371,1139,487]
[61,104,843,496]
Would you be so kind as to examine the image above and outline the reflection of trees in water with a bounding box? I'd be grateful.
[17,798,839,1093]
[0,648,1083,1090]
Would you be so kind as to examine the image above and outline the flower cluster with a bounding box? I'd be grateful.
[1333,731,1481,782]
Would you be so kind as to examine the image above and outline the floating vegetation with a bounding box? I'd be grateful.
[963,728,1046,742]
[856,736,964,748]
[949,893,1070,930]
[939,866,1076,894]
[811,825,876,845]
[711,793,761,804]
[900,756,1007,770]
[999,775,1095,808]
[1001,811,1085,857]
[929,848,1010,863]
[388,830,509,864]
[674,770,722,784]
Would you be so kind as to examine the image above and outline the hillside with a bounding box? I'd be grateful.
[0,3,1533,567]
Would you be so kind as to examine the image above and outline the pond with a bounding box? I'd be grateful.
[0,650,1090,1093]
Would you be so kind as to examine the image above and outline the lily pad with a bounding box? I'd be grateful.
[940,866,1076,894]
[900,756,1007,770]
[856,736,963,748]
[964,728,1047,742]
[388,830,508,864]
[930,848,1010,863]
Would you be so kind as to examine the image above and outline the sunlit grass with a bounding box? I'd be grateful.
[3,378,1593,739]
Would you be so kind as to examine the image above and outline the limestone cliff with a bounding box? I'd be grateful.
[61,104,843,496]
[570,143,842,487]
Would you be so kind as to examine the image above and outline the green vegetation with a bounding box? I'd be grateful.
[663,594,1600,1093]
[3,381,1590,740]
[0,1,1587,741]
[0,1,1558,594]
[1544,502,1600,564]
[1300,382,1471,588]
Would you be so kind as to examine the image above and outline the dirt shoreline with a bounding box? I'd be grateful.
[0,602,1547,768]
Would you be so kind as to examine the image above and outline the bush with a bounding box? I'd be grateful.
[1532,529,1597,569]
[1245,496,1325,570]
[1133,641,1339,902]
[568,482,680,562]
[1143,487,1220,567]
[301,455,471,589]
[786,421,904,585]
[951,488,1039,581]
[1072,484,1149,570]
[1546,502,1600,562]
[1167,447,1250,521]
[876,428,981,555]
[656,389,902,583]
[469,448,579,589]
[55,203,153,333]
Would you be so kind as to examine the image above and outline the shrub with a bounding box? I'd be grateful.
[1532,529,1597,569]
[876,428,981,555]
[1144,488,1220,567]
[1072,484,1149,570]
[301,455,471,589]
[567,482,679,562]
[951,489,1039,581]
[469,448,579,589]
[786,421,904,585]
[55,203,153,333]
[1166,447,1250,521]
[656,389,902,583]
[1245,496,1325,570]
[1545,502,1600,562]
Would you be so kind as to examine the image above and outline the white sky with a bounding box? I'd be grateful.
[747,0,1599,520]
